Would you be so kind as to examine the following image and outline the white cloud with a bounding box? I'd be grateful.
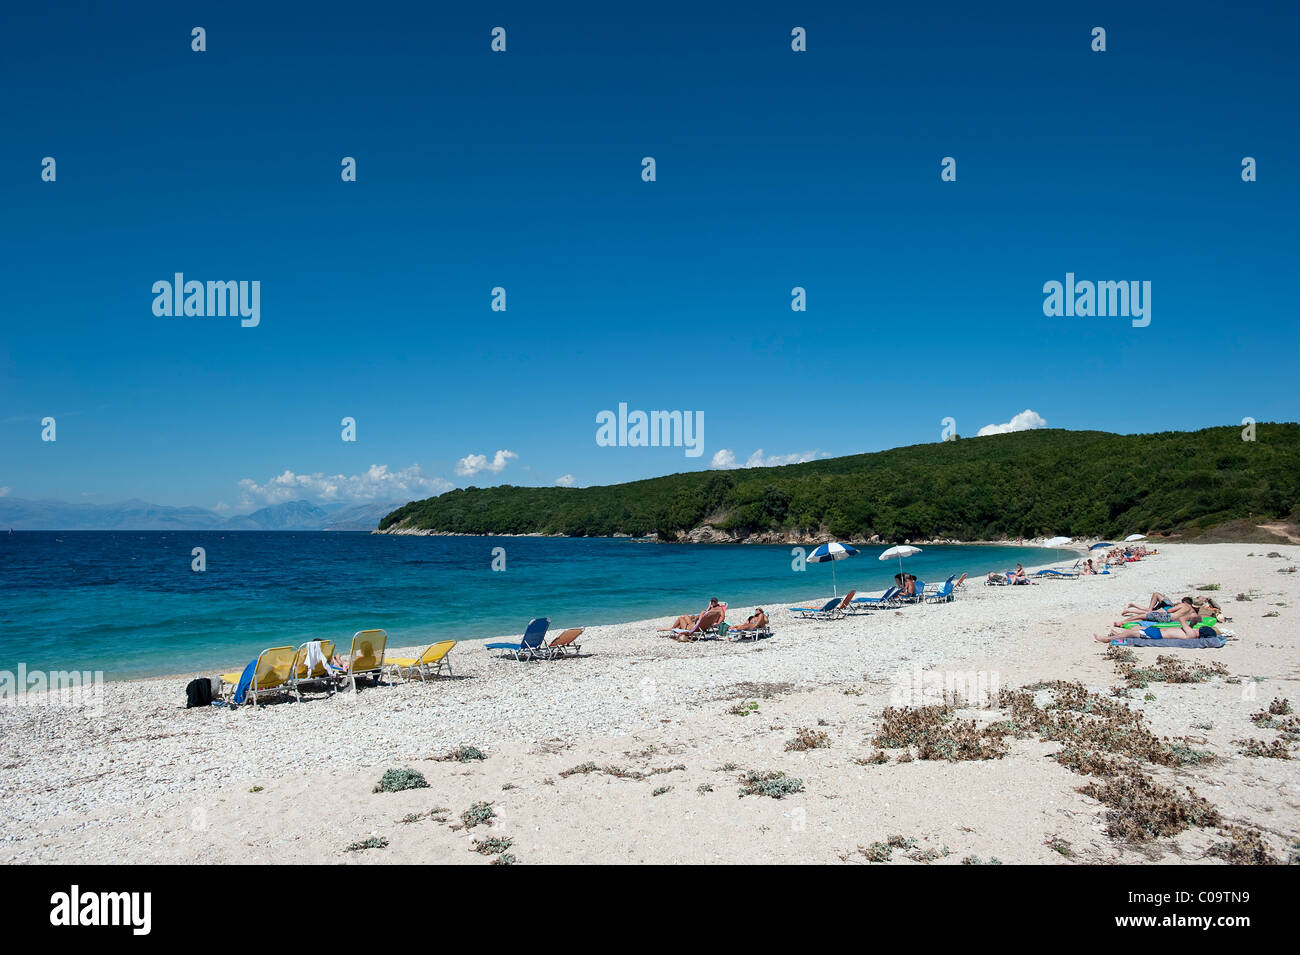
[236,464,453,506]
[711,448,823,470]
[555,474,575,487]
[977,409,1048,437]
[455,449,518,477]
[0,487,9,497]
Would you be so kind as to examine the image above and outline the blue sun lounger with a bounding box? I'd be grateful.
[896,580,927,604]
[923,578,956,603]
[486,617,551,661]
[789,596,844,620]
[850,586,900,611]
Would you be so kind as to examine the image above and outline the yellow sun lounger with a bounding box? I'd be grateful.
[220,646,297,707]
[288,639,338,698]
[384,640,456,682]
[342,629,387,692]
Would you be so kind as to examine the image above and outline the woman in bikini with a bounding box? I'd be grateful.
[730,608,769,632]
[660,597,722,633]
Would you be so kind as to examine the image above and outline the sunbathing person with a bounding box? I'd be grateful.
[1079,559,1097,575]
[1095,618,1221,643]
[660,597,722,633]
[730,608,769,631]
[1124,592,1179,613]
[900,575,918,597]
[1117,596,1198,625]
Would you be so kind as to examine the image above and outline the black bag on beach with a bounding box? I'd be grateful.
[186,678,213,708]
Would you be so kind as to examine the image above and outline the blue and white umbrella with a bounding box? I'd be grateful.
[1089,541,1115,551]
[808,541,859,596]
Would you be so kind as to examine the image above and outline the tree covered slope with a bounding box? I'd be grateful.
[378,425,1300,541]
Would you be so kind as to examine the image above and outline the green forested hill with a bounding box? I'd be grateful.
[378,425,1300,541]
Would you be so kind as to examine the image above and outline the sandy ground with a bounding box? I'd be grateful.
[2,543,1297,864]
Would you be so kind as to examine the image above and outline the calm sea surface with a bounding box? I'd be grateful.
[0,532,1075,679]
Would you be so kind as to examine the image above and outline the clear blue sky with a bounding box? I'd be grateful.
[1,1,1296,510]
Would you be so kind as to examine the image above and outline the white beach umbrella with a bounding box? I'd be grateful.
[1124,533,1146,542]
[807,541,859,596]
[1042,536,1072,547]
[879,543,922,577]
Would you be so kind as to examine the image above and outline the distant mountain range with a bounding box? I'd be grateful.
[0,497,406,531]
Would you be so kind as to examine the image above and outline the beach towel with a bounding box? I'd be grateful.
[304,640,336,676]
[231,658,257,705]
[1116,635,1225,649]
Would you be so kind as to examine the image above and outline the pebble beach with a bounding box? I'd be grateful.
[3,542,1296,864]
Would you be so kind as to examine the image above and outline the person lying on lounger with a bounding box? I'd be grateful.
[730,608,769,631]
[1124,592,1182,613]
[1094,619,1221,643]
[1117,596,1198,625]
[660,597,721,632]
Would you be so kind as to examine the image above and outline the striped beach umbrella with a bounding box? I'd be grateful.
[807,541,859,596]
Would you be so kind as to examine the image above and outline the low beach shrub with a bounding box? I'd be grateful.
[861,835,917,863]
[471,836,513,855]
[872,704,1008,762]
[1206,826,1279,865]
[1044,836,1073,858]
[436,744,486,763]
[785,727,830,751]
[1234,738,1292,759]
[373,768,430,793]
[460,801,496,829]
[738,770,804,799]
[345,836,389,852]
[1079,773,1220,843]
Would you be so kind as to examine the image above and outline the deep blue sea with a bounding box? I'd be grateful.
[0,532,1074,679]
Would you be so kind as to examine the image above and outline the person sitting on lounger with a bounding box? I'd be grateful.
[899,575,917,598]
[1009,564,1028,584]
[662,597,721,632]
[730,608,769,632]
[1080,559,1097,575]
[1095,619,1221,643]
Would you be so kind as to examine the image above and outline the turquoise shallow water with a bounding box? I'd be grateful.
[0,532,1075,679]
